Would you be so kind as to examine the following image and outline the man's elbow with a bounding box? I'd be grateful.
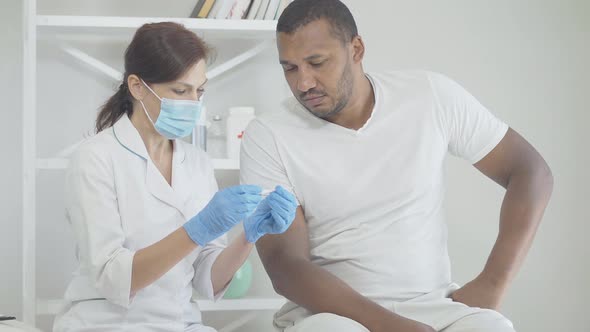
[534,159,554,196]
[271,275,288,297]
[266,260,292,297]
[515,156,554,195]
[264,255,306,297]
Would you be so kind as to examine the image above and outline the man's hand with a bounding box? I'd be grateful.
[450,274,506,310]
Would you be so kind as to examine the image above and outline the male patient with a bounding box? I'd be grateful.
[240,0,553,331]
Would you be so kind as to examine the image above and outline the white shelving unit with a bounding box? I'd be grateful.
[36,298,286,315]
[35,298,286,332]
[35,157,240,171]
[22,1,283,328]
[37,15,278,38]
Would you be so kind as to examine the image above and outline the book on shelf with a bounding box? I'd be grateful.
[254,0,271,20]
[190,0,207,17]
[189,0,291,20]
[190,0,217,18]
[215,0,237,19]
[264,0,281,20]
[227,0,253,19]
[245,0,263,20]
[207,0,225,18]
[198,0,217,18]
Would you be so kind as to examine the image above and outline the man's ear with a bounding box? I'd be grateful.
[351,35,365,64]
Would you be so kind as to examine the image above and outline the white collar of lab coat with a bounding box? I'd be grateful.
[112,114,191,217]
[112,114,186,164]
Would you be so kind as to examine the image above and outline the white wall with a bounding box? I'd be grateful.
[345,2,589,331]
[1,0,588,331]
[345,1,590,331]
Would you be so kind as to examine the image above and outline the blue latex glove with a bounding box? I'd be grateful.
[243,185,298,243]
[184,185,262,246]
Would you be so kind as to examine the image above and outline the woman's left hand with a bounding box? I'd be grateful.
[243,185,297,243]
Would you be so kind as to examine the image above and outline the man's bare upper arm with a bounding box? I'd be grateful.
[474,128,552,188]
[256,207,310,276]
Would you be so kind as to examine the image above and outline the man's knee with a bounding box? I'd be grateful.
[444,310,515,332]
[287,313,369,332]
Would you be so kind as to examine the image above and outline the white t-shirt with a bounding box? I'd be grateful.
[240,70,508,308]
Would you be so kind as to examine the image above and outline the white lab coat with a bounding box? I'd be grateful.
[53,115,227,332]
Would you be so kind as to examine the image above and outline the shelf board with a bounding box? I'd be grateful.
[37,15,278,40]
[37,297,285,315]
[197,297,286,311]
[36,158,239,171]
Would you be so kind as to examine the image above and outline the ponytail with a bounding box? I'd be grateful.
[95,82,133,133]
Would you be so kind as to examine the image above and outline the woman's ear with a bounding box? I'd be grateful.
[127,74,145,101]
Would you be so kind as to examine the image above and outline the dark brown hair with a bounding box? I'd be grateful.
[96,22,209,132]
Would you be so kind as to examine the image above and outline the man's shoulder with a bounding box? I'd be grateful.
[248,97,314,135]
[256,97,308,123]
[368,69,439,89]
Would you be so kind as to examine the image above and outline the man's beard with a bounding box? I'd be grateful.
[303,60,354,119]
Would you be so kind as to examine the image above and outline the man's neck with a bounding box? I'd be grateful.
[328,74,375,131]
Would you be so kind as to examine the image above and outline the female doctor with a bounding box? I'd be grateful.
[53,22,297,332]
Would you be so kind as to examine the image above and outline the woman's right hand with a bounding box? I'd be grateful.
[183,185,262,246]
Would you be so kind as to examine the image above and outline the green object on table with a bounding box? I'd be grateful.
[223,260,253,299]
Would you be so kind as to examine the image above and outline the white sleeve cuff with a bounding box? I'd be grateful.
[469,123,509,164]
[94,249,135,308]
[193,245,229,301]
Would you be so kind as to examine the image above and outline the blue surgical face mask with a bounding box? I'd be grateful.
[139,79,202,140]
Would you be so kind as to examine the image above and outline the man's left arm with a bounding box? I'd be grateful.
[451,128,553,310]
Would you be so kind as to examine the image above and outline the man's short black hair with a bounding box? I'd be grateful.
[277,0,358,44]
